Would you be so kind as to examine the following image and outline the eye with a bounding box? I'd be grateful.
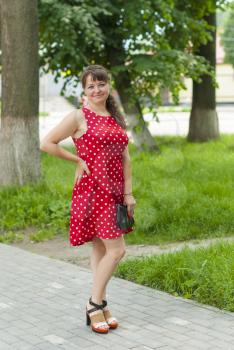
[88,85,94,89]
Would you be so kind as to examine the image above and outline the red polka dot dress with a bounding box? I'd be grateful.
[69,107,134,247]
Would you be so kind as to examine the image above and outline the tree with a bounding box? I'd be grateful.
[0,0,105,186]
[39,0,213,151]
[101,1,210,151]
[188,11,219,141]
[187,0,229,142]
[0,0,40,186]
[221,5,234,67]
[38,0,109,84]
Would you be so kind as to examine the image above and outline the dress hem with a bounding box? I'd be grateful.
[69,227,134,247]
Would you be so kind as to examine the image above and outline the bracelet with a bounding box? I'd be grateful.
[124,192,133,196]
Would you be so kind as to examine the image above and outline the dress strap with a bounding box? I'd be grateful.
[80,107,89,124]
[82,107,90,117]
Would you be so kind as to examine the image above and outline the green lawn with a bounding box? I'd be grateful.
[0,134,234,244]
[115,241,234,311]
[129,134,234,244]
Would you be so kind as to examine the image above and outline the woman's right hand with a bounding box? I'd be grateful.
[74,158,91,186]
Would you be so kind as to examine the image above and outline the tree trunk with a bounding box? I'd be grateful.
[105,42,158,152]
[0,0,40,186]
[188,11,219,142]
[116,74,158,152]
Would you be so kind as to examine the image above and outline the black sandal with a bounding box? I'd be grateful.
[86,297,109,334]
[102,299,119,329]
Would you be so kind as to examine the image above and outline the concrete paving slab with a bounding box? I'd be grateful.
[0,243,234,350]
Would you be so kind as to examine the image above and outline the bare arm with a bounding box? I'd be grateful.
[122,145,136,216]
[40,109,81,163]
[122,145,133,194]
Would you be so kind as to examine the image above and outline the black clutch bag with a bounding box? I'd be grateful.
[116,204,135,230]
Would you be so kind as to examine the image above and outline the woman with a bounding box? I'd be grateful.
[40,64,136,334]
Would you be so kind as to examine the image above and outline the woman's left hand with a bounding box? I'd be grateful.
[123,195,136,218]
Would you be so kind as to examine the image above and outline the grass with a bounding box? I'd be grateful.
[39,112,50,117]
[1,134,233,311]
[158,106,191,113]
[127,134,234,245]
[1,134,234,244]
[114,241,234,311]
[0,152,75,242]
[142,105,191,114]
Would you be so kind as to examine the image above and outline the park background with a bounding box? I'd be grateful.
[1,0,234,312]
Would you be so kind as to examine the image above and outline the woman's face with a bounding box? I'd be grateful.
[84,74,110,105]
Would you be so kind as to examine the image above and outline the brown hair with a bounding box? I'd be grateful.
[80,65,127,129]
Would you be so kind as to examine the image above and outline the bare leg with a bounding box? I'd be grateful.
[91,236,126,304]
[86,237,108,330]
[90,236,107,300]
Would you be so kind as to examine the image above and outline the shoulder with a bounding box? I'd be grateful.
[74,108,86,122]
[64,108,86,128]
[59,109,85,129]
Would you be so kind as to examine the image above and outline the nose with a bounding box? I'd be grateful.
[94,85,101,93]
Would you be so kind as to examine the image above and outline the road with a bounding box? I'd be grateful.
[39,96,234,145]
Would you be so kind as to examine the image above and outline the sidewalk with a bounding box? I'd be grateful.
[0,243,234,350]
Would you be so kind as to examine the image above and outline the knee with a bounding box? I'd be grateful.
[108,247,126,262]
[120,247,126,259]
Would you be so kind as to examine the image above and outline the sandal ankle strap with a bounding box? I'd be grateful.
[89,297,104,311]
[102,299,107,307]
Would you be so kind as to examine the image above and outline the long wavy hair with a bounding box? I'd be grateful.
[80,65,127,130]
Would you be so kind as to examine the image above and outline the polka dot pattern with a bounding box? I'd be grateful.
[69,107,134,247]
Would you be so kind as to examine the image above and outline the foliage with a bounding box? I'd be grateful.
[38,0,110,87]
[221,4,234,67]
[38,0,223,109]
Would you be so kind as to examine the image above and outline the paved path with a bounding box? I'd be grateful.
[1,243,234,350]
[144,104,234,137]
